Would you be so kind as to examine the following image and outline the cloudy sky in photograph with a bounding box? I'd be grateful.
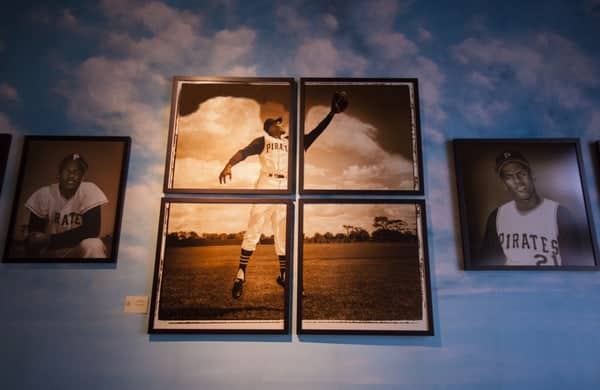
[1,1,600,389]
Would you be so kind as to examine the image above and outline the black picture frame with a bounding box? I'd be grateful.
[297,199,433,335]
[0,133,11,194]
[454,138,598,270]
[163,76,297,195]
[148,198,293,334]
[3,136,131,263]
[299,78,424,195]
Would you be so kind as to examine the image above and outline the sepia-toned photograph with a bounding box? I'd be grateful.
[149,199,293,333]
[454,139,598,270]
[298,200,433,335]
[164,77,296,194]
[0,134,11,194]
[3,136,130,263]
[300,78,423,194]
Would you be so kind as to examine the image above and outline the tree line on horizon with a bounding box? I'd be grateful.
[166,216,415,247]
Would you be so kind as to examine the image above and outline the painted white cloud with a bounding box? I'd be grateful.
[276,5,309,34]
[347,0,446,124]
[58,56,170,154]
[354,0,400,33]
[293,38,367,77]
[452,32,599,110]
[304,106,414,190]
[425,156,456,234]
[119,163,164,262]
[367,32,417,59]
[418,26,432,42]
[0,83,19,102]
[58,1,258,158]
[463,100,510,127]
[424,126,444,144]
[468,71,495,89]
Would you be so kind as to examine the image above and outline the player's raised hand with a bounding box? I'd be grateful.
[219,164,232,184]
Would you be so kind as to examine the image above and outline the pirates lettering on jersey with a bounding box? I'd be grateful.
[260,135,288,176]
[496,199,562,266]
[25,182,108,236]
[53,212,83,229]
[498,232,560,266]
[265,142,288,153]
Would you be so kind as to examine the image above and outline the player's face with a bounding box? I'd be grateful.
[267,121,285,138]
[59,161,84,192]
[500,162,536,200]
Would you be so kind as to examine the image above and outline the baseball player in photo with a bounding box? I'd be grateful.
[479,151,580,266]
[24,153,108,258]
[219,91,349,299]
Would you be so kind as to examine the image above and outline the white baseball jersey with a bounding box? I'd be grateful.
[259,134,288,177]
[496,199,561,266]
[25,182,108,235]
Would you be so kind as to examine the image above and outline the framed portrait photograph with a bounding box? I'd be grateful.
[149,198,293,333]
[299,78,423,194]
[0,134,11,194]
[3,136,131,263]
[454,139,598,270]
[297,199,433,335]
[164,77,297,194]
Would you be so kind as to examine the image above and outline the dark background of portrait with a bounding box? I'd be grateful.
[456,141,595,266]
[9,139,127,244]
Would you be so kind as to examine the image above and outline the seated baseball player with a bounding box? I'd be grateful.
[479,150,580,266]
[219,91,349,299]
[24,153,108,259]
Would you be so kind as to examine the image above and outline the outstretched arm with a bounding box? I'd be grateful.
[304,112,335,151]
[219,137,264,184]
[304,91,348,151]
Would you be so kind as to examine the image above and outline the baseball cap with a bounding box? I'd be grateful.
[495,150,529,174]
[263,117,282,132]
[59,153,88,173]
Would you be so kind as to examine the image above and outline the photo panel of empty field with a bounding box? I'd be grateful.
[298,200,433,335]
[300,78,423,194]
[149,199,292,333]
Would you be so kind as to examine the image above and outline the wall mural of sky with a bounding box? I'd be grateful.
[1,0,600,389]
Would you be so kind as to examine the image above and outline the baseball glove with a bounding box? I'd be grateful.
[331,91,349,113]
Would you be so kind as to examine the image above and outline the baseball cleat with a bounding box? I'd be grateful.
[232,278,244,299]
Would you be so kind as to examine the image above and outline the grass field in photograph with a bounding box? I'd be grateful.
[158,244,285,321]
[301,242,422,321]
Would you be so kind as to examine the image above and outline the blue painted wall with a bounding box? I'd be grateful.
[1,1,599,389]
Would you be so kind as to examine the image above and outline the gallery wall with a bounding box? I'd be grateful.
[1,1,600,389]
